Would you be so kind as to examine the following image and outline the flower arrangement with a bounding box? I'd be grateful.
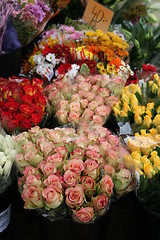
[113,72,160,134]
[0,76,47,135]
[21,27,133,81]
[44,73,126,126]
[0,131,17,194]
[15,125,135,223]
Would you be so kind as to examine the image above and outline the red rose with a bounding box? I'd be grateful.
[33,92,46,110]
[15,113,26,122]
[31,104,43,114]
[4,118,19,133]
[32,78,44,88]
[19,104,34,116]
[1,110,13,120]
[23,84,37,96]
[31,113,42,125]
[20,119,32,130]
[5,101,20,112]
[22,95,34,105]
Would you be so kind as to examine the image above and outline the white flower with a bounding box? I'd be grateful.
[36,63,54,81]
[66,64,80,79]
[0,166,3,175]
[33,54,45,64]
[45,53,60,67]
[3,161,12,177]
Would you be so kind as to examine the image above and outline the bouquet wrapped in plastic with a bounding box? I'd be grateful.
[125,129,160,214]
[0,76,47,135]
[0,128,17,194]
[15,124,135,223]
[44,73,126,127]
[113,72,160,135]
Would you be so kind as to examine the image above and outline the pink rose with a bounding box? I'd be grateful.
[25,174,42,187]
[22,142,38,154]
[81,109,94,123]
[46,152,63,167]
[92,85,100,94]
[24,151,43,167]
[115,169,132,191]
[58,99,69,110]
[65,184,84,208]
[99,88,110,98]
[107,134,120,147]
[71,94,80,102]
[70,148,85,160]
[106,149,118,166]
[40,141,55,157]
[94,96,104,105]
[100,175,114,196]
[88,101,98,111]
[80,99,89,109]
[56,109,68,124]
[95,105,111,117]
[71,84,78,93]
[23,166,38,177]
[63,158,84,174]
[103,164,115,177]
[92,115,103,125]
[85,92,95,102]
[96,126,111,138]
[22,185,43,209]
[68,111,80,124]
[42,186,63,209]
[78,81,91,92]
[36,136,46,147]
[18,176,26,193]
[38,161,57,176]
[99,141,111,157]
[83,159,99,179]
[74,207,94,223]
[105,95,119,108]
[81,176,96,196]
[43,174,62,193]
[69,102,81,113]
[16,153,28,173]
[63,170,79,187]
[92,194,108,214]
[74,136,88,149]
[55,146,68,159]
[101,75,111,87]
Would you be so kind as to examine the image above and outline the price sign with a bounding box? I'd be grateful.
[82,0,114,32]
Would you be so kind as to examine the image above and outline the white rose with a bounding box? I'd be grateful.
[3,161,12,177]
[0,154,7,166]
[0,166,3,175]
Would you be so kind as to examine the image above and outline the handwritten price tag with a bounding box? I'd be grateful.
[82,0,114,32]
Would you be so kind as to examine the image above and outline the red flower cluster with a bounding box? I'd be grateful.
[0,76,47,134]
[142,64,157,72]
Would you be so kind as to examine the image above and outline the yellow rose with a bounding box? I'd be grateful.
[153,114,160,126]
[149,128,157,136]
[130,94,139,108]
[123,102,131,113]
[148,80,154,87]
[125,154,134,169]
[134,113,142,125]
[131,151,141,161]
[150,151,159,162]
[141,156,150,164]
[156,125,160,133]
[152,83,158,94]
[145,110,152,118]
[157,79,160,87]
[127,138,141,153]
[120,110,128,118]
[142,115,152,128]
[132,106,145,115]
[128,84,141,95]
[146,102,154,111]
[154,73,159,81]
[120,93,130,103]
[140,129,147,136]
[144,162,154,178]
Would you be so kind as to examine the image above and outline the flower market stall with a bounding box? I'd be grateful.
[0,0,160,240]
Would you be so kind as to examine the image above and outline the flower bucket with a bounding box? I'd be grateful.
[0,185,12,233]
[0,48,22,78]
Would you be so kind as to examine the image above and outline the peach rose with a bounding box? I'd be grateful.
[88,101,98,111]
[100,175,114,196]
[56,109,68,124]
[42,186,63,209]
[23,166,38,177]
[38,161,57,176]
[85,92,95,102]
[83,159,99,179]
[68,111,80,124]
[25,174,42,187]
[40,141,55,157]
[74,207,94,223]
[65,184,84,208]
[70,148,85,160]
[99,88,110,98]
[81,176,96,196]
[63,170,79,187]
[63,158,84,174]
[43,174,62,193]
[22,185,43,209]
[103,164,115,177]
[95,105,111,117]
[46,152,63,167]
[80,99,89,109]
[69,102,81,113]
[92,194,108,214]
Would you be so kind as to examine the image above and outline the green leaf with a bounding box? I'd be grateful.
[80,63,90,76]
[155,100,160,109]
[148,13,159,23]
[150,3,160,10]
[135,91,142,104]
[156,42,160,49]
[128,111,134,124]
[155,147,160,157]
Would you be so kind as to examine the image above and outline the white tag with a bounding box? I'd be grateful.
[0,204,11,233]
[118,122,133,135]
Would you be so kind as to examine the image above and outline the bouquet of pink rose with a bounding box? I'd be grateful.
[14,125,135,223]
[44,73,125,127]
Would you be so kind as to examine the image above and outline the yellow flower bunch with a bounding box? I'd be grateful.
[147,73,160,97]
[125,129,160,178]
[84,29,129,63]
